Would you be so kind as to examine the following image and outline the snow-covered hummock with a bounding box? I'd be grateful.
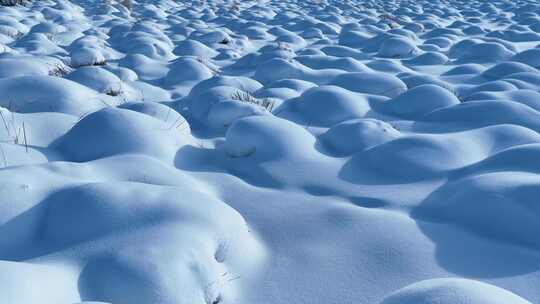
[1,0,540,303]
[381,278,532,304]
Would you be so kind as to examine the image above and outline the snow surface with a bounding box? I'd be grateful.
[1,0,540,303]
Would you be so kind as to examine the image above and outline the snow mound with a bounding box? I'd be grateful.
[254,57,342,85]
[512,48,540,68]
[190,75,263,99]
[46,182,265,304]
[376,84,460,119]
[164,57,214,86]
[442,64,486,76]
[1,0,540,302]
[320,118,400,155]
[338,28,370,48]
[70,47,106,67]
[381,278,531,304]
[0,56,70,78]
[118,53,169,80]
[295,55,370,72]
[465,89,540,111]
[415,171,540,249]
[225,115,315,159]
[119,101,188,128]
[455,42,515,63]
[66,66,127,96]
[187,76,266,124]
[172,39,219,58]
[404,52,448,65]
[481,62,538,80]
[292,85,370,126]
[55,107,192,162]
[355,135,474,179]
[400,73,453,90]
[329,72,407,98]
[423,100,540,131]
[345,124,539,181]
[207,98,270,129]
[367,59,413,73]
[0,75,112,116]
[377,37,419,58]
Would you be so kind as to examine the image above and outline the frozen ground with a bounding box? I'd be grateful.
[1,0,540,303]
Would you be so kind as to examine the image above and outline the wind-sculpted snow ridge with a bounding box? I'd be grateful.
[2,0,540,303]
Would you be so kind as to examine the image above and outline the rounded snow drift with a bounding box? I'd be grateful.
[320,118,400,155]
[164,57,214,86]
[414,170,540,249]
[47,182,264,304]
[512,48,540,68]
[381,278,532,304]
[330,72,407,98]
[225,115,315,159]
[404,52,448,65]
[377,37,419,58]
[172,39,219,58]
[481,62,538,80]
[376,84,460,119]
[456,42,515,63]
[71,47,106,67]
[66,66,124,95]
[207,99,269,129]
[55,107,192,162]
[0,75,110,116]
[119,101,189,130]
[293,85,370,126]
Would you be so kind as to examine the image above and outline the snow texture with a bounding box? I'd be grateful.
[0,0,539,303]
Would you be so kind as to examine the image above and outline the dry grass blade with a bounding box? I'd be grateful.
[230,91,275,112]
[22,122,28,153]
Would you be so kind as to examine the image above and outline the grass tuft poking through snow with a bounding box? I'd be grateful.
[231,91,275,112]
